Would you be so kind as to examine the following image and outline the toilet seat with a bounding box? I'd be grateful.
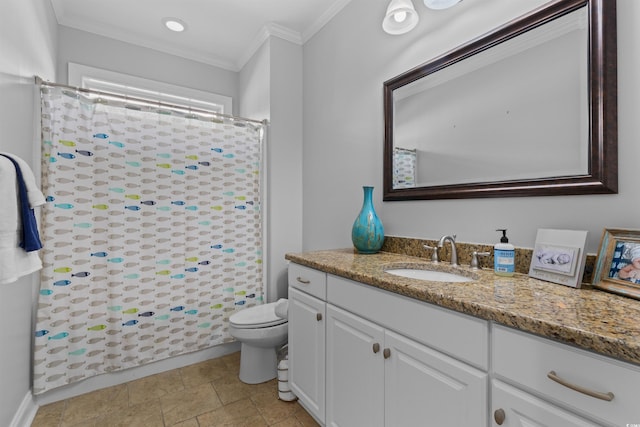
[229,302,287,329]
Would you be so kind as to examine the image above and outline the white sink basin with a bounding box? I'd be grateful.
[385,268,474,283]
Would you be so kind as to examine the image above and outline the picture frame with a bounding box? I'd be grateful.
[528,229,588,288]
[593,228,640,300]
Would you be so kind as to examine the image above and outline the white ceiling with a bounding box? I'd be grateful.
[50,0,352,72]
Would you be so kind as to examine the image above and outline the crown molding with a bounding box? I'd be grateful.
[302,0,352,43]
[52,0,354,72]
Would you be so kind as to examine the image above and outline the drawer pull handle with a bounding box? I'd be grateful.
[547,371,614,402]
[494,408,506,425]
[383,348,391,359]
[296,277,311,285]
[316,313,322,321]
[373,343,380,354]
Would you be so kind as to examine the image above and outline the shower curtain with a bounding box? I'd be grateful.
[33,85,265,394]
[393,147,416,188]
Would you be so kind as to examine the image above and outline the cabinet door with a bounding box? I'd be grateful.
[327,304,385,427]
[492,380,603,427]
[385,330,487,427]
[289,287,326,423]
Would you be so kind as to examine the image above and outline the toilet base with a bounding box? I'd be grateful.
[238,342,278,384]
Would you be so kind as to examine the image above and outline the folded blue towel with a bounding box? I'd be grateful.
[0,154,43,252]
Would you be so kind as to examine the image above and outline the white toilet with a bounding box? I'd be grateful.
[229,300,288,384]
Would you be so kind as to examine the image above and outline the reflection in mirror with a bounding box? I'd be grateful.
[383,0,617,200]
[392,147,417,188]
[394,9,588,187]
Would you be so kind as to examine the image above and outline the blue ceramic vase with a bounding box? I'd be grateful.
[351,186,384,254]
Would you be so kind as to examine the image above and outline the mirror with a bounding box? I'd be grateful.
[383,0,617,200]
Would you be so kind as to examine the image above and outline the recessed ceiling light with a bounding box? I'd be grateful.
[162,17,186,32]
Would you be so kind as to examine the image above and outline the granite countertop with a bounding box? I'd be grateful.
[285,248,640,366]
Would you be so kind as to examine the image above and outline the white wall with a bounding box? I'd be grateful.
[303,0,640,254]
[239,41,271,121]
[267,37,304,300]
[239,37,304,301]
[0,1,58,426]
[57,26,239,115]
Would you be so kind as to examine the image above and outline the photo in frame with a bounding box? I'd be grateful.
[592,228,640,300]
[528,229,588,288]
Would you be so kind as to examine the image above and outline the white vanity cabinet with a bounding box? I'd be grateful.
[492,324,640,427]
[288,264,327,424]
[324,271,488,427]
[288,262,488,426]
[326,303,487,427]
[288,260,640,427]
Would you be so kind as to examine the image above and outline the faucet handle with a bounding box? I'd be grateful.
[471,251,490,270]
[423,245,439,263]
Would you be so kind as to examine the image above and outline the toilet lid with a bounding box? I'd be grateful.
[229,302,287,329]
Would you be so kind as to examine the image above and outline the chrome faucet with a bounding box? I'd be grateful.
[438,234,458,266]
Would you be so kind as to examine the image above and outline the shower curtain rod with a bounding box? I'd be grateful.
[35,76,268,126]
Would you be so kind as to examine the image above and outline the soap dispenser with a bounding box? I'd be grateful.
[494,229,515,276]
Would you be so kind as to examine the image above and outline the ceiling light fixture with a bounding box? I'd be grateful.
[162,17,187,32]
[383,0,419,35]
[423,0,462,10]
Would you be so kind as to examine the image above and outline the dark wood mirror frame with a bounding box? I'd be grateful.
[383,0,617,201]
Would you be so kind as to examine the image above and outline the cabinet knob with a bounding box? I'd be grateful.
[494,408,505,425]
[316,313,322,321]
[373,343,380,354]
[383,348,391,359]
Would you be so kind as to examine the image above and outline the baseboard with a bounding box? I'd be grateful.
[10,392,37,427]
[34,341,241,405]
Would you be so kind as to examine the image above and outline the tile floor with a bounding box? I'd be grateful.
[31,352,320,427]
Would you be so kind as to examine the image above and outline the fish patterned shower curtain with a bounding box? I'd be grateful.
[34,85,265,394]
[393,147,416,188]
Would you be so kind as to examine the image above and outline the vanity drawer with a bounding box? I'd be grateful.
[493,324,640,426]
[288,263,327,299]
